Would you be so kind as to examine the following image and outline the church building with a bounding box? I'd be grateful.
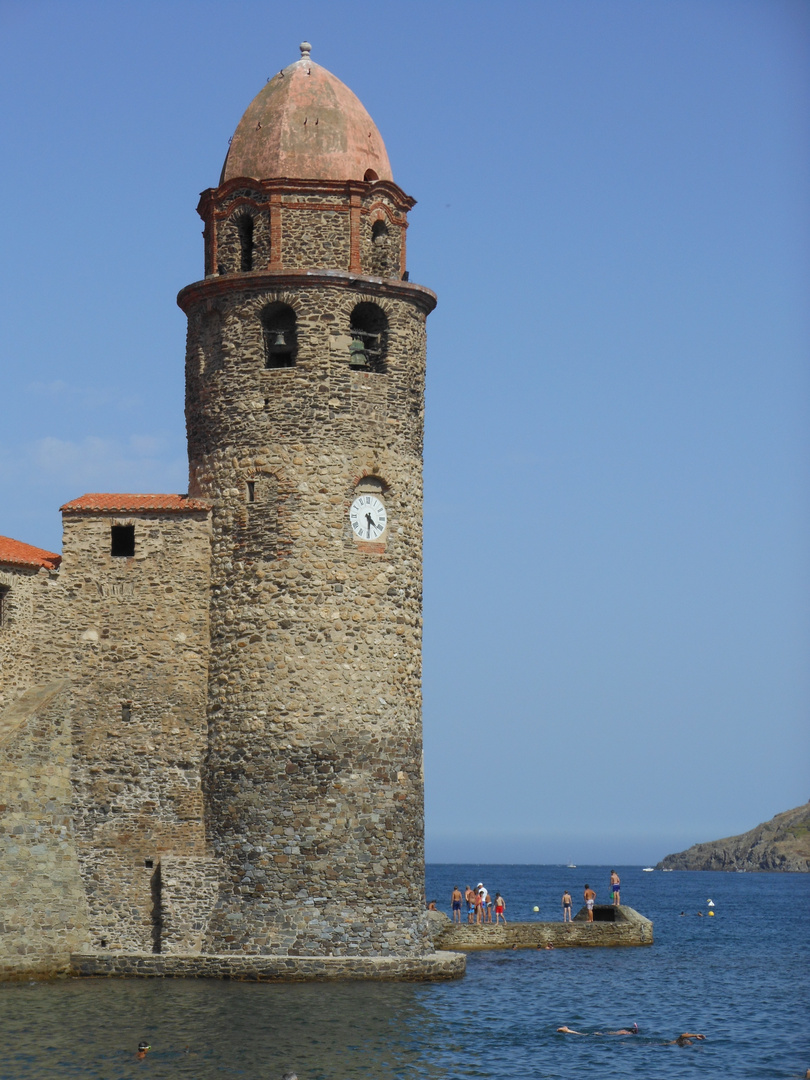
[0,45,462,981]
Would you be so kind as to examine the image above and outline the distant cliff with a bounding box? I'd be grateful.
[656,803,810,872]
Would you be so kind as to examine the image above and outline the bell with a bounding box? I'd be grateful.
[272,330,286,348]
[349,339,367,367]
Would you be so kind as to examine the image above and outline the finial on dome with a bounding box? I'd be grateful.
[300,42,312,61]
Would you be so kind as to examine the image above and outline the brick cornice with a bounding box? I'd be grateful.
[177,269,437,315]
[198,176,416,220]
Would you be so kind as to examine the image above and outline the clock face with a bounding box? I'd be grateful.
[349,494,387,541]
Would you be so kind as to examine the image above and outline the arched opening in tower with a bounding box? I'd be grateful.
[261,302,297,368]
[349,302,388,372]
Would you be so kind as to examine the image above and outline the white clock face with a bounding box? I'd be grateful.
[349,494,387,541]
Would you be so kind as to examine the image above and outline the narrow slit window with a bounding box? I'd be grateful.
[371,220,394,277]
[237,215,254,271]
[111,525,135,557]
[0,586,9,628]
[246,480,256,503]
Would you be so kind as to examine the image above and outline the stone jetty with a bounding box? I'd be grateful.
[428,905,653,950]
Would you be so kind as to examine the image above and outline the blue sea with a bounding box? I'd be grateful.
[1,864,808,1079]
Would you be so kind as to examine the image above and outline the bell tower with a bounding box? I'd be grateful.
[179,44,438,961]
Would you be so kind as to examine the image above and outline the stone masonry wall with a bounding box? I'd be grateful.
[0,680,91,977]
[31,511,214,953]
[157,854,221,953]
[281,203,351,270]
[184,274,433,957]
[70,948,465,981]
[0,565,53,715]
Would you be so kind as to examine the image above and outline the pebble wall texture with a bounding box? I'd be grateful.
[0,681,91,977]
[0,566,52,715]
[156,855,222,954]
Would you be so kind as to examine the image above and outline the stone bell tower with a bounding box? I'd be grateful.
[179,44,441,965]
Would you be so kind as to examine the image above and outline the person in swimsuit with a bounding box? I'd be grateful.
[583,884,596,922]
[136,1042,151,1060]
[475,881,488,924]
[451,885,463,922]
[494,892,506,924]
[484,889,493,923]
[465,886,476,923]
[473,889,484,925]
[561,889,572,921]
[610,869,621,905]
[476,883,487,924]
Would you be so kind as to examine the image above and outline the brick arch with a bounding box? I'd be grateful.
[351,473,390,495]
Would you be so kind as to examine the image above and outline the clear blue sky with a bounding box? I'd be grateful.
[1,0,807,864]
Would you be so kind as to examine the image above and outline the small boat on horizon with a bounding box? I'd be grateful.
[642,867,654,872]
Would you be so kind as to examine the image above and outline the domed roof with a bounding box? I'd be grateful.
[221,43,393,185]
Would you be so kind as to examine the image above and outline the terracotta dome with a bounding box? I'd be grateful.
[220,43,393,185]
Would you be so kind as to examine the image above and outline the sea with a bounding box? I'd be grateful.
[1,864,808,1080]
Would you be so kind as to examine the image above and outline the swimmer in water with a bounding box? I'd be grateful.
[557,1023,639,1036]
[557,1026,704,1046]
[136,1041,151,1060]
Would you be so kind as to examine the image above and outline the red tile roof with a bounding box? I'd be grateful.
[0,535,61,570]
[60,493,211,514]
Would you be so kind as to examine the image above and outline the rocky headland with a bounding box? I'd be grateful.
[656,802,810,872]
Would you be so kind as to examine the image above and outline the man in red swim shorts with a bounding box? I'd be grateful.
[494,892,507,924]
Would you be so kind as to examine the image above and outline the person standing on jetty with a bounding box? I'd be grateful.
[561,889,572,921]
[477,883,488,923]
[610,869,621,905]
[494,892,507,924]
[451,885,463,922]
[465,886,476,923]
[583,883,596,921]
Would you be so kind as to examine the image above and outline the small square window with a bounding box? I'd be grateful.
[111,525,135,557]
[0,586,9,628]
